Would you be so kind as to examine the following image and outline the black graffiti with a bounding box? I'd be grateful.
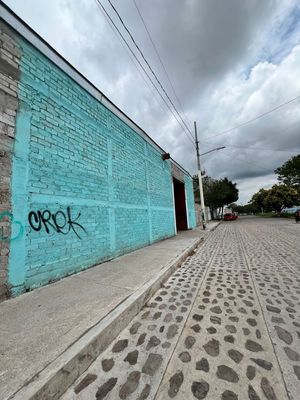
[28,207,87,239]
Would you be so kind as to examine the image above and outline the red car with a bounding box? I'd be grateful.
[223,213,238,221]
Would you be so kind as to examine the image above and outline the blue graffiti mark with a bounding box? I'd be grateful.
[0,211,24,241]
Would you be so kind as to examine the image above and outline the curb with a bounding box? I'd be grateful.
[209,221,221,232]
[9,236,205,400]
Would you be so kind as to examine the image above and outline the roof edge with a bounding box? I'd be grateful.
[0,0,192,178]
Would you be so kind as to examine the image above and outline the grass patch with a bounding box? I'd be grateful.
[256,212,294,218]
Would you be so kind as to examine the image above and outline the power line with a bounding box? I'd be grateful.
[132,0,192,132]
[94,0,195,146]
[202,118,300,152]
[94,0,177,128]
[199,143,272,172]
[106,0,194,141]
[201,142,292,173]
[222,144,299,152]
[218,150,272,173]
[203,94,300,140]
[203,142,298,152]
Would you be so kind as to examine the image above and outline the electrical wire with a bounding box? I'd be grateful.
[202,94,300,140]
[202,143,298,174]
[96,1,300,155]
[106,0,194,141]
[214,149,272,173]
[202,119,300,152]
[220,144,299,152]
[132,0,192,132]
[94,0,195,146]
[203,142,298,152]
[94,0,178,130]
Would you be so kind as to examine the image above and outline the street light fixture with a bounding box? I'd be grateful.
[200,146,226,157]
[194,121,226,229]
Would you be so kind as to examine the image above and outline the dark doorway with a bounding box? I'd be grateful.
[173,178,188,231]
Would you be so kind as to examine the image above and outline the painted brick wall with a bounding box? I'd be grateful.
[185,175,197,229]
[1,20,196,296]
[6,27,179,296]
[0,21,20,300]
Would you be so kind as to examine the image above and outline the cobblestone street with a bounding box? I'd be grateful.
[61,218,300,400]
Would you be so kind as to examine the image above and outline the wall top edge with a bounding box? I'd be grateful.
[0,1,192,179]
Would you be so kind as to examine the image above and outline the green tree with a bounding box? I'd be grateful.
[263,184,299,213]
[230,203,259,214]
[222,177,239,206]
[193,175,239,219]
[204,178,224,218]
[275,154,300,187]
[251,188,269,212]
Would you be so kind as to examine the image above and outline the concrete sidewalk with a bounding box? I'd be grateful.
[0,222,219,400]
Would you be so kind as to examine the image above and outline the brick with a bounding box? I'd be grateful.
[0,22,18,299]
[0,19,196,297]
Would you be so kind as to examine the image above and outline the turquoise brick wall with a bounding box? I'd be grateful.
[6,27,196,295]
[185,175,197,229]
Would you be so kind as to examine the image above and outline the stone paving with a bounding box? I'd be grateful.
[60,218,299,400]
[237,219,300,400]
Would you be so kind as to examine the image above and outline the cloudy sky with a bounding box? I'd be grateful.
[4,0,300,203]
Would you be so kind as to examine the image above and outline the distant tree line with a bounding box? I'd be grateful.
[234,154,300,214]
[193,154,300,218]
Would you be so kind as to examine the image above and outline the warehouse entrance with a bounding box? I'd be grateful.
[173,178,188,231]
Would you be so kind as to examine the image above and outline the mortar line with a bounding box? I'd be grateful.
[237,224,291,400]
[153,225,225,400]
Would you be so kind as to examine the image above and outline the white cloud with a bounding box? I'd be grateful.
[199,43,300,194]
[237,175,278,204]
[3,0,300,203]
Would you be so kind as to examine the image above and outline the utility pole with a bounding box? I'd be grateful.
[194,121,206,228]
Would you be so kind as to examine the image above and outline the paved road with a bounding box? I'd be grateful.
[61,217,300,400]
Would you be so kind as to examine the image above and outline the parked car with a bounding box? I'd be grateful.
[223,213,238,221]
